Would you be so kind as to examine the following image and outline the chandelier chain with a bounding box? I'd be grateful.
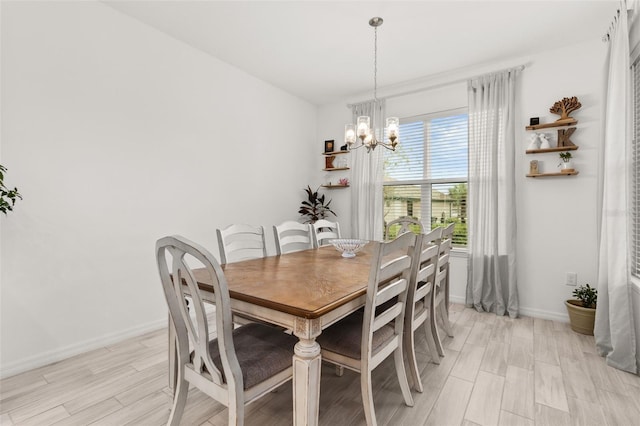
[373,25,378,103]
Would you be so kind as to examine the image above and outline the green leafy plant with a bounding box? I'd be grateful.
[298,185,336,224]
[572,283,597,309]
[558,151,572,165]
[0,165,22,214]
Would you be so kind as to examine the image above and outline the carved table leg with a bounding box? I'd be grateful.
[293,318,321,426]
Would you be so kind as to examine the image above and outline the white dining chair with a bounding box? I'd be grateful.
[317,231,420,426]
[216,224,267,264]
[404,227,442,392]
[432,224,454,357]
[311,219,341,247]
[273,221,314,255]
[385,216,424,240]
[156,235,297,426]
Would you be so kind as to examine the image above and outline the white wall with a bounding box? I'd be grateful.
[317,38,607,321]
[0,1,316,377]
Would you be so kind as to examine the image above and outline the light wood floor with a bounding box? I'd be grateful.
[1,304,639,426]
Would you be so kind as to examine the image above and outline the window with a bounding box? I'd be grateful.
[383,109,468,246]
[632,58,640,279]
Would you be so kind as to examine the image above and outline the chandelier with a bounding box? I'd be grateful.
[345,17,399,152]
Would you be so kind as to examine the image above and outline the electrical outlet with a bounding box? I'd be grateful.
[566,272,577,286]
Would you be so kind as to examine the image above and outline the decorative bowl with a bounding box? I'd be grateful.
[328,239,368,258]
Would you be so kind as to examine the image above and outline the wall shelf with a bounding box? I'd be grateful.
[323,167,350,172]
[525,118,577,131]
[526,171,579,178]
[526,146,579,154]
[321,184,350,189]
[322,151,349,156]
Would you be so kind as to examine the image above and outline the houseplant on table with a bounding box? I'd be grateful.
[565,283,597,335]
[298,185,336,224]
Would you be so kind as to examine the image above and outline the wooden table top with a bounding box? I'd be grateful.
[192,244,375,319]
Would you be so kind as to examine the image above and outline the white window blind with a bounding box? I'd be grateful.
[632,59,640,278]
[383,110,468,245]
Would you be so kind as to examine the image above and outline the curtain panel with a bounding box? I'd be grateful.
[466,70,519,318]
[595,2,638,374]
[350,100,384,241]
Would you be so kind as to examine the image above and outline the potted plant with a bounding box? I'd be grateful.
[298,185,336,224]
[558,151,573,172]
[0,164,22,214]
[565,283,597,335]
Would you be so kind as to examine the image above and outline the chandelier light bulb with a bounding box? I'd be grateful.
[345,124,356,145]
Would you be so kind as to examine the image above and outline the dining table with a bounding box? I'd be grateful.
[169,243,376,426]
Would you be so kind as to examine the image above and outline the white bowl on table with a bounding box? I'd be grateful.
[328,239,368,258]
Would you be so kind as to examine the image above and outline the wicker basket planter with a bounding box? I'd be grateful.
[565,300,596,335]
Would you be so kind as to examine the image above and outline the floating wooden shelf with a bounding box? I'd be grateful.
[526,171,579,178]
[322,151,349,156]
[321,184,350,188]
[526,146,579,154]
[525,118,577,131]
[323,167,350,172]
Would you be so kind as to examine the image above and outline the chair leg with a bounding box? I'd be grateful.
[393,347,414,407]
[424,314,441,364]
[438,301,454,337]
[335,365,344,377]
[404,326,423,392]
[167,367,188,426]
[431,302,445,357]
[228,390,245,426]
[361,370,377,426]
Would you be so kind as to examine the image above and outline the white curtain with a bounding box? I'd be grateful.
[466,70,519,318]
[350,100,384,241]
[595,2,638,374]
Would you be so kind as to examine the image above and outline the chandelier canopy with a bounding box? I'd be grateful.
[345,17,399,153]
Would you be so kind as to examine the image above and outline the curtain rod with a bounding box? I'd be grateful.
[346,64,526,108]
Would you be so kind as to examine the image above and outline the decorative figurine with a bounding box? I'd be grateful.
[529,160,539,175]
[338,178,349,186]
[550,96,581,122]
[538,133,551,149]
[527,133,541,150]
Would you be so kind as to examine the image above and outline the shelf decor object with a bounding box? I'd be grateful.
[343,17,399,153]
[328,239,368,258]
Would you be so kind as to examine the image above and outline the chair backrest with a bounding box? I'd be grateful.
[435,233,453,292]
[385,216,424,240]
[216,224,267,264]
[407,227,442,320]
[156,235,243,391]
[273,221,313,255]
[362,231,422,367]
[311,219,341,247]
[440,222,455,249]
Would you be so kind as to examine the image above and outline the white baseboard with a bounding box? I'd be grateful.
[0,318,166,380]
[450,294,569,322]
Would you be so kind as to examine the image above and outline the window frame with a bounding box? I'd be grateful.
[383,107,468,250]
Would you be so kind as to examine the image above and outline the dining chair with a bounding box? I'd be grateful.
[385,216,424,240]
[273,221,314,255]
[216,224,267,264]
[404,227,442,393]
[432,224,454,357]
[311,219,341,247]
[156,235,297,426]
[317,231,420,426]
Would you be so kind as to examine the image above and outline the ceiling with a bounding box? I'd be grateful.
[105,1,618,105]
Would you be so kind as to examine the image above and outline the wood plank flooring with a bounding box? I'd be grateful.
[1,304,639,425]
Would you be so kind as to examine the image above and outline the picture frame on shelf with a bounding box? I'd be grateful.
[324,140,334,153]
